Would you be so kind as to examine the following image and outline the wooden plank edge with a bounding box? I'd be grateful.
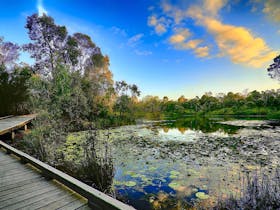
[0,116,36,135]
[0,140,135,210]
[0,115,14,120]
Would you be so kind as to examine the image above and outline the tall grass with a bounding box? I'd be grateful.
[213,168,280,210]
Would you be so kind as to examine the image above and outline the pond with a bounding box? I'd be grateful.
[58,116,280,209]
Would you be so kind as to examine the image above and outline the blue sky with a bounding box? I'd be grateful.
[0,0,280,99]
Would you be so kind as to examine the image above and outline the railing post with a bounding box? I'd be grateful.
[11,131,15,140]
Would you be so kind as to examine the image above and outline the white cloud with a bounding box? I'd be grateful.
[134,49,152,56]
[37,0,47,16]
[127,33,144,46]
[111,26,127,37]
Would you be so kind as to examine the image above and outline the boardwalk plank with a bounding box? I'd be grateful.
[20,190,76,210]
[57,197,88,210]
[0,176,44,192]
[0,185,59,209]
[0,181,51,202]
[0,159,19,166]
[0,149,91,210]
[0,171,41,187]
[0,173,42,191]
[0,167,33,178]
[36,193,80,210]
[76,204,92,210]
[0,168,37,180]
[0,177,45,196]
[7,189,71,210]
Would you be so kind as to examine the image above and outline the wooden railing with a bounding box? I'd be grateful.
[0,141,135,210]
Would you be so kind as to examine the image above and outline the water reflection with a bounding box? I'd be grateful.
[154,117,241,134]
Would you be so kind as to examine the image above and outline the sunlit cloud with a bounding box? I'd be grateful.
[169,29,191,44]
[148,0,277,68]
[37,0,47,16]
[169,37,209,57]
[147,15,168,35]
[203,0,228,17]
[187,5,277,67]
[194,46,210,57]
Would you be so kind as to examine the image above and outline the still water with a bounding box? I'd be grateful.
[59,116,280,209]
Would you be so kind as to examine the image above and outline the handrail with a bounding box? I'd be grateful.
[0,141,135,210]
[0,115,13,120]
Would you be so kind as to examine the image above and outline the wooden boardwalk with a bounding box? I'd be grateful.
[0,115,135,210]
[0,115,36,136]
[0,148,90,210]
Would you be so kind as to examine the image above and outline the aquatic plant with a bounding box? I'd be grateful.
[213,167,280,210]
[196,192,210,200]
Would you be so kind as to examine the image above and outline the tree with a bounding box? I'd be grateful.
[72,33,101,74]
[23,14,102,77]
[23,14,68,76]
[113,81,140,120]
[178,95,187,103]
[0,37,20,68]
[267,55,280,81]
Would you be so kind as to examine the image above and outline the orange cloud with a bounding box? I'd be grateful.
[188,6,278,67]
[169,35,209,57]
[169,34,186,43]
[148,15,168,35]
[203,0,227,16]
[169,28,191,44]
[194,46,210,57]
[152,0,277,67]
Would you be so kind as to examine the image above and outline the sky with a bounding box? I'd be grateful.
[0,0,280,99]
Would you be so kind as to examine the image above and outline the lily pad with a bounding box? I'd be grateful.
[124,181,137,187]
[125,171,140,178]
[149,166,157,171]
[168,181,181,189]
[170,170,180,176]
[195,192,209,200]
[169,170,180,179]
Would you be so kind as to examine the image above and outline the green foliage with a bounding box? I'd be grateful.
[0,65,32,116]
[136,90,280,119]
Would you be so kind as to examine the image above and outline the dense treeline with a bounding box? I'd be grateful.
[133,90,280,119]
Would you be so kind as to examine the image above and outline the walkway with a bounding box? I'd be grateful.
[0,147,90,210]
[0,115,36,136]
